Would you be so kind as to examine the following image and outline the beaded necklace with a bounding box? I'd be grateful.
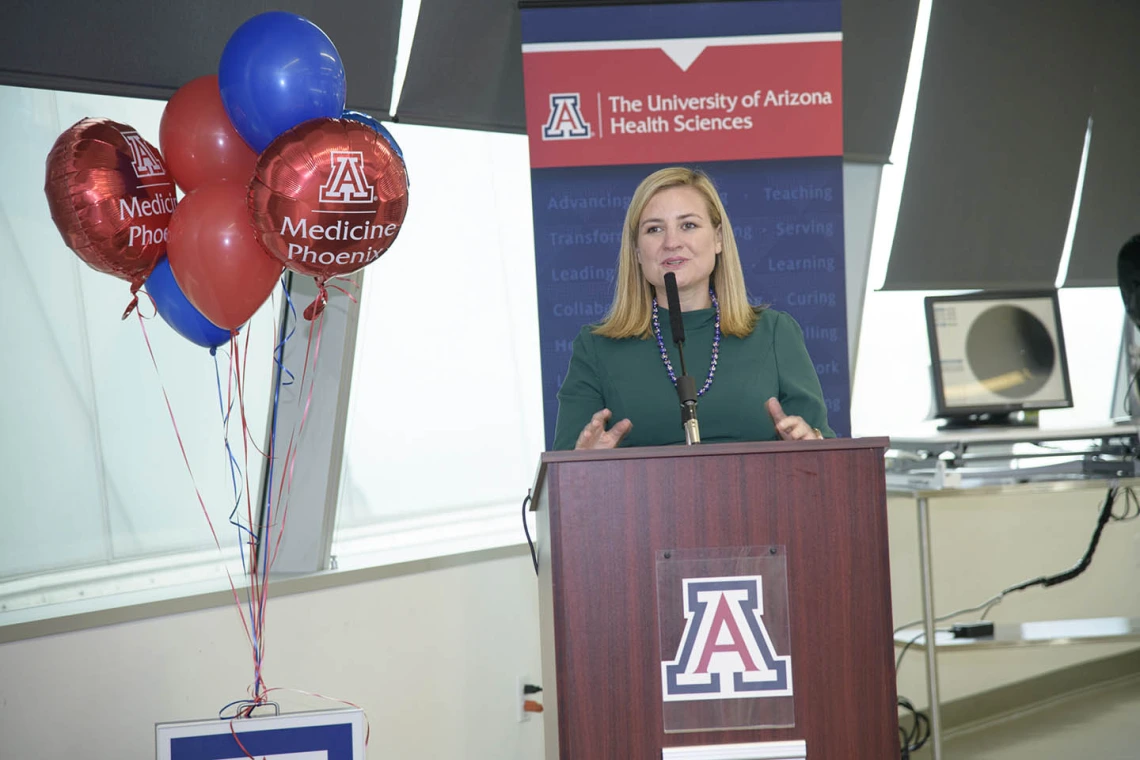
[650,288,720,397]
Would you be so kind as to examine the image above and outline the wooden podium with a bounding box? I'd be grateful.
[532,438,896,759]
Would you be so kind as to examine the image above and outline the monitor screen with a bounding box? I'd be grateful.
[925,290,1073,421]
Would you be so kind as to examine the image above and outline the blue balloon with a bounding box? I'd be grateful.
[341,110,406,163]
[145,257,232,350]
[219,12,347,153]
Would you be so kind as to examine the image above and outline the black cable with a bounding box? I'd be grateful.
[895,627,952,672]
[521,490,538,575]
[971,486,1121,621]
[1124,367,1139,416]
[897,487,1125,638]
[897,696,930,758]
[893,593,1004,636]
[1000,486,1116,594]
[1111,487,1140,521]
[911,713,930,753]
[895,631,922,671]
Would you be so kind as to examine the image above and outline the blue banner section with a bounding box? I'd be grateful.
[170,723,353,760]
[533,157,850,447]
[521,0,841,44]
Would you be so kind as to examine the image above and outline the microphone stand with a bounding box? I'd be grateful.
[675,356,701,445]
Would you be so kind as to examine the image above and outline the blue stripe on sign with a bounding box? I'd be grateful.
[169,723,354,760]
[521,0,841,45]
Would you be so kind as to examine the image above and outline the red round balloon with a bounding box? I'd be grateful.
[248,118,409,281]
[159,75,258,193]
[44,117,176,290]
[167,181,283,330]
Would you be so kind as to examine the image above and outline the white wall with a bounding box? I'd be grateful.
[0,552,545,759]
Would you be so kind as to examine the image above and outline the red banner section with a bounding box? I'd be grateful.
[523,40,842,168]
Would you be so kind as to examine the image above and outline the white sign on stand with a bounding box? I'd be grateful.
[156,707,365,760]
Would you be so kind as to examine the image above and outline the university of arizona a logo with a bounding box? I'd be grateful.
[122,131,165,179]
[662,576,792,701]
[542,93,591,140]
[319,151,376,204]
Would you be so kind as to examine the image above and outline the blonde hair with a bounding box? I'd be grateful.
[594,167,760,339]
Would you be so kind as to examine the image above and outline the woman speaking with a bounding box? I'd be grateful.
[552,167,835,450]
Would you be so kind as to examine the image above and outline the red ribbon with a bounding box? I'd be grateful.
[121,280,144,320]
[135,312,255,658]
[302,280,328,321]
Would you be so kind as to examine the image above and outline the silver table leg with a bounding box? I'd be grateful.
[917,496,943,759]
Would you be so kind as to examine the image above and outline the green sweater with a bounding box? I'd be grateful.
[552,307,835,450]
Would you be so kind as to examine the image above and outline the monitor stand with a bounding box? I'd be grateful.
[937,410,1040,431]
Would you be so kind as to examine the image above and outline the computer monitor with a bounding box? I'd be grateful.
[925,290,1073,428]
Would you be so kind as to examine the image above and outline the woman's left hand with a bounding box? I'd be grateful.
[766,397,823,440]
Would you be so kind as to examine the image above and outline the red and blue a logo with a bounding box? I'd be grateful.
[542,93,591,140]
[662,576,792,701]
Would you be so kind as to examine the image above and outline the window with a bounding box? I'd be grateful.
[0,85,277,623]
[850,288,1123,436]
[1,103,548,624]
[331,124,545,569]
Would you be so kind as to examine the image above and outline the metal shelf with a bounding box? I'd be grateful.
[882,425,1139,760]
[895,617,1140,651]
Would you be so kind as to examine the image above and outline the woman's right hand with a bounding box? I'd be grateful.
[575,408,633,450]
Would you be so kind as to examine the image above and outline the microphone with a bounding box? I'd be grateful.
[666,279,686,349]
[664,272,700,445]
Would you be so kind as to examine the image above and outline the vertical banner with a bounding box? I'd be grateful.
[522,0,849,447]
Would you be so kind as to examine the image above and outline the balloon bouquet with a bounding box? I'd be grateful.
[45,10,409,349]
[42,11,410,721]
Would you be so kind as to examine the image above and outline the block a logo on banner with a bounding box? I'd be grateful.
[542,93,592,140]
[662,575,792,701]
[319,151,376,204]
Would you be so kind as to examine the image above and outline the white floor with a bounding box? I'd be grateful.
[913,674,1140,759]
